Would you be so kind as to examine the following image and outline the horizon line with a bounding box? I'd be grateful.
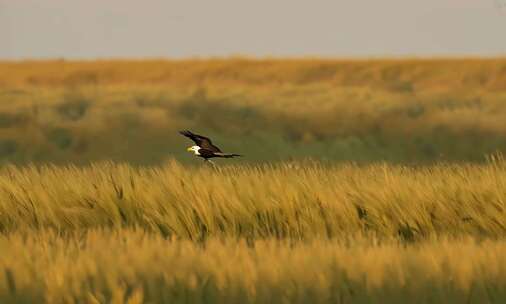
[2,53,506,63]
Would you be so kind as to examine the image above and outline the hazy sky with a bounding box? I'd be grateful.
[1,0,506,59]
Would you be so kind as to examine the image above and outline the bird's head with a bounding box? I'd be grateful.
[186,145,201,155]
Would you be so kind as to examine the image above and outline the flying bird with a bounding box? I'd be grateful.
[180,130,242,163]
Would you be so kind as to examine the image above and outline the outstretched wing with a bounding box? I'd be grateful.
[179,130,222,152]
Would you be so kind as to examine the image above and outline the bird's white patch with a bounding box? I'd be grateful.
[187,145,201,155]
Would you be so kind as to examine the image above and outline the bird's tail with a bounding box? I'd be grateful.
[215,153,242,158]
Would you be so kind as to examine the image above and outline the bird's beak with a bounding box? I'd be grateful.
[186,147,192,152]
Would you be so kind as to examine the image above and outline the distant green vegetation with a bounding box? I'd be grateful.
[0,58,505,164]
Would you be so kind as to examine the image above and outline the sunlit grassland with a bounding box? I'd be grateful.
[0,160,505,239]
[1,58,506,302]
[0,58,505,164]
[0,160,505,302]
[2,231,506,303]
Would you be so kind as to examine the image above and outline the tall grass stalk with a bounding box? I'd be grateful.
[0,161,505,240]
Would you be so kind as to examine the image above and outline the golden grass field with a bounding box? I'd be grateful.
[0,160,505,302]
[2,231,506,303]
[0,160,506,239]
[0,59,506,303]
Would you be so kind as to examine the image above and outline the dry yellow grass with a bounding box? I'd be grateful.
[1,230,506,303]
[1,58,505,90]
[0,160,505,239]
[0,159,504,302]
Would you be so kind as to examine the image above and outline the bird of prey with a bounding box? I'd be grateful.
[180,130,242,163]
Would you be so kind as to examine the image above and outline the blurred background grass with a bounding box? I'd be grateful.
[1,58,505,164]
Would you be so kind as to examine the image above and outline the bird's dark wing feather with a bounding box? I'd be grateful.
[179,130,222,152]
